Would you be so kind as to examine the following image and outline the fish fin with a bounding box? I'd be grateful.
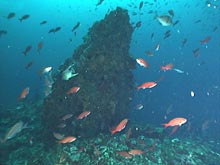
[162,123,168,128]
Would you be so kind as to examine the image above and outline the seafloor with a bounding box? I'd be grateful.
[0,103,219,165]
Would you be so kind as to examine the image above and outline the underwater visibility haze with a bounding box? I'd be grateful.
[0,0,220,164]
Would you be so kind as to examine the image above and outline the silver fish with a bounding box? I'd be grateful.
[157,15,173,26]
[173,68,184,74]
[4,121,27,141]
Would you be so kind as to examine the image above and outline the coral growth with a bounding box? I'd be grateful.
[41,7,136,147]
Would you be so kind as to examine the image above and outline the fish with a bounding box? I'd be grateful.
[160,64,173,71]
[200,36,211,44]
[76,111,91,120]
[25,61,33,69]
[19,14,30,22]
[213,26,218,32]
[135,104,144,110]
[192,48,200,57]
[137,82,157,90]
[168,10,174,17]
[40,66,52,74]
[136,58,148,68]
[125,128,132,140]
[37,42,43,53]
[181,38,187,47]
[194,20,201,23]
[145,51,154,56]
[116,151,132,159]
[162,117,187,128]
[0,30,7,37]
[150,33,154,40]
[96,0,104,6]
[22,45,32,56]
[53,132,65,140]
[6,12,16,19]
[40,21,47,25]
[3,121,27,142]
[173,20,179,26]
[61,114,73,121]
[54,27,61,33]
[57,123,66,128]
[156,15,173,26]
[57,136,76,144]
[71,22,80,32]
[110,119,128,135]
[173,68,184,74]
[134,21,142,28]
[48,28,55,33]
[154,43,160,51]
[128,149,144,155]
[18,87,30,100]
[66,86,80,94]
[139,1,144,10]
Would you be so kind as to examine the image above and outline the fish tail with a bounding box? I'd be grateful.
[110,129,116,135]
[19,18,22,22]
[162,123,169,128]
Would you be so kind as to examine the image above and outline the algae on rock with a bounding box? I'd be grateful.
[41,7,136,147]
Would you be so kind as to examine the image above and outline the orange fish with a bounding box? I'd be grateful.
[128,149,144,155]
[110,119,128,135]
[136,58,148,68]
[160,63,173,71]
[76,111,91,120]
[57,136,76,144]
[116,151,132,159]
[136,82,157,90]
[162,117,187,128]
[66,86,80,94]
[18,87,30,100]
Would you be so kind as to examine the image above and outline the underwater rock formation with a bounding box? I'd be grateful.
[41,7,136,147]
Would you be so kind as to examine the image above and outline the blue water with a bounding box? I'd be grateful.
[0,0,219,141]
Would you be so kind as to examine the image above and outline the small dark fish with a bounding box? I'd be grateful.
[181,38,187,47]
[173,20,179,26]
[37,42,43,53]
[151,33,154,40]
[6,12,16,19]
[164,30,171,35]
[40,21,47,25]
[168,10,174,17]
[134,21,142,28]
[22,45,32,56]
[54,27,61,33]
[25,61,33,69]
[194,20,201,23]
[164,33,171,39]
[48,28,55,33]
[71,22,80,32]
[0,30,7,37]
[96,0,104,6]
[139,1,144,10]
[19,14,30,22]
[192,48,200,57]
[213,26,218,32]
